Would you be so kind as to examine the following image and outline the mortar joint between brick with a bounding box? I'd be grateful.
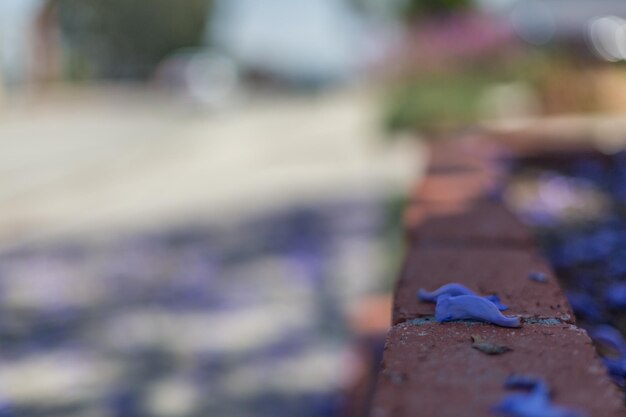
[398,316,578,328]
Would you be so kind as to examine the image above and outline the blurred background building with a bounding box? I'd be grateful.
[3,1,626,416]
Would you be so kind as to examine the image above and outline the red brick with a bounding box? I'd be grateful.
[392,246,573,325]
[340,339,384,417]
[371,322,625,417]
[347,294,392,337]
[404,200,535,247]
[413,138,509,206]
[412,171,498,204]
[425,137,507,175]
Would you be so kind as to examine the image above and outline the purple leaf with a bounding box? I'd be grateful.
[435,294,520,328]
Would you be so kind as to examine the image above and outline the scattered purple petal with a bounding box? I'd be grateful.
[565,292,605,323]
[507,154,626,400]
[418,283,476,301]
[604,283,626,310]
[435,294,520,328]
[494,375,587,417]
[485,294,510,311]
[418,283,509,311]
[588,325,626,353]
[602,357,626,378]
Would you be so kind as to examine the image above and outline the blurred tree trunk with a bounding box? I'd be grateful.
[31,1,62,86]
[54,0,212,80]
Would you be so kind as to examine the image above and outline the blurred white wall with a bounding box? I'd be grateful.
[0,0,43,86]
[210,0,366,84]
[475,0,516,13]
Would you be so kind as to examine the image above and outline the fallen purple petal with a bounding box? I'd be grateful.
[485,294,510,311]
[602,357,626,378]
[418,283,509,311]
[588,325,626,353]
[418,283,476,301]
[565,291,605,323]
[504,375,549,396]
[494,375,587,417]
[435,294,520,328]
[494,392,585,417]
[506,153,626,399]
[604,283,626,310]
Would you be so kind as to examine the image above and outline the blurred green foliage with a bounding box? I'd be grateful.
[383,72,491,135]
[382,52,568,136]
[55,0,212,79]
[402,0,471,19]
[380,194,409,292]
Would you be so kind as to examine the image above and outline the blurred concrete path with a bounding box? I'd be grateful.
[0,86,422,249]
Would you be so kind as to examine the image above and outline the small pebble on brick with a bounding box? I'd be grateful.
[471,335,512,355]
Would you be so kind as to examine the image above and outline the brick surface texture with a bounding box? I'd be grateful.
[371,138,626,417]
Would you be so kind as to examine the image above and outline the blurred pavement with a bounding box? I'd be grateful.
[0,86,421,249]
[0,85,421,417]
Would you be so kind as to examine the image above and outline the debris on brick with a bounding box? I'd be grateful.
[471,335,512,355]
